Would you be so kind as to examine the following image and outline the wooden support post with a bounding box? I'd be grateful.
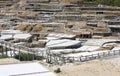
[85,56,87,61]
[35,51,37,61]
[13,46,16,56]
[1,45,3,55]
[98,53,100,58]
[46,54,49,63]
[73,57,74,63]
[103,52,105,57]
[80,56,82,62]
[55,55,58,65]
[91,54,94,60]
[41,51,44,56]
[119,50,120,55]
[10,44,12,57]
[18,46,21,60]
[5,43,8,56]
[114,50,116,55]
[33,50,35,61]
[27,49,29,61]
[62,56,65,64]
[46,48,52,63]
[46,48,49,63]
[108,51,110,56]
[54,56,56,64]
[107,51,109,56]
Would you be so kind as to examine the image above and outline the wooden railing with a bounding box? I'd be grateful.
[47,49,120,65]
[0,41,45,59]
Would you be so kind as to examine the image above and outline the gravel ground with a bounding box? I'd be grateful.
[48,56,120,76]
[0,58,20,65]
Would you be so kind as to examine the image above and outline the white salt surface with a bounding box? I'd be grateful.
[75,46,100,52]
[46,39,81,48]
[65,51,108,57]
[1,30,22,35]
[20,72,56,76]
[0,63,56,76]
[51,49,74,54]
[112,47,120,50]
[14,33,32,39]
[84,39,118,46]
[47,33,75,39]
[0,35,12,40]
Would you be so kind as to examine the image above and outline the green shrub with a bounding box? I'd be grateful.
[0,55,8,59]
[14,53,45,61]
